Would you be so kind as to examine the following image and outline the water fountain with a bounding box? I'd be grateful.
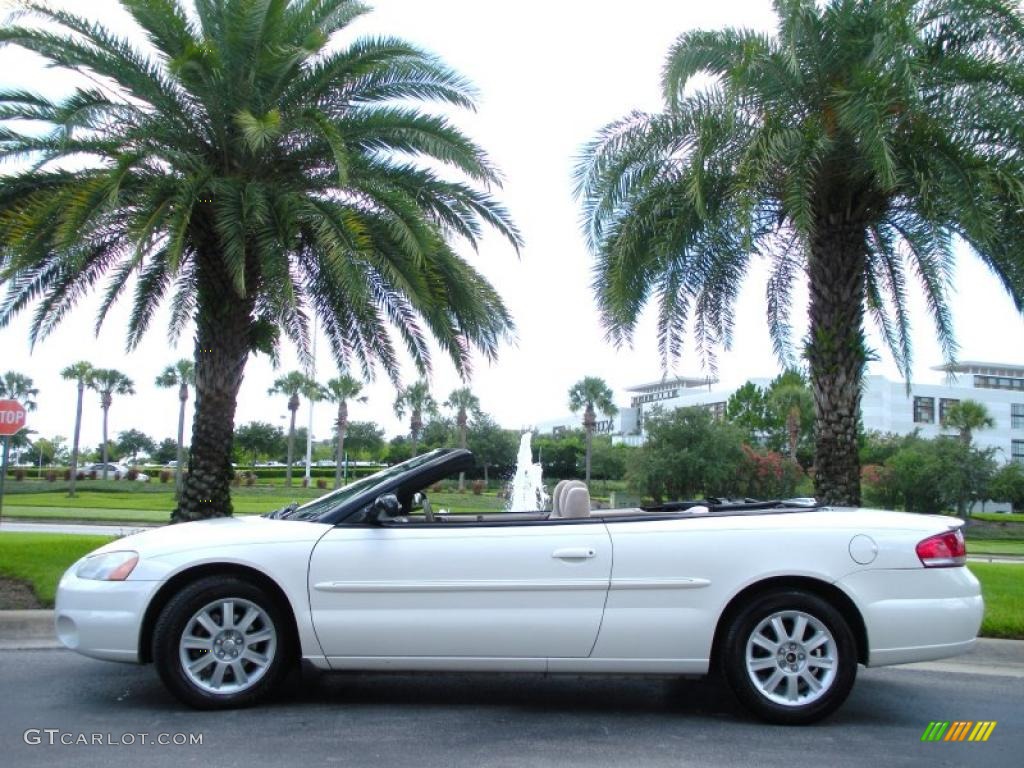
[507,432,549,512]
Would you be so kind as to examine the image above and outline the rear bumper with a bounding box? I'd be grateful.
[836,567,984,667]
[54,568,160,663]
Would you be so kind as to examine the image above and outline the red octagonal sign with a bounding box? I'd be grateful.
[0,400,27,437]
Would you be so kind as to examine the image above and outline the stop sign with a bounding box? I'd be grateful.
[0,400,27,437]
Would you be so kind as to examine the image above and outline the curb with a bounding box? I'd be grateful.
[0,610,57,650]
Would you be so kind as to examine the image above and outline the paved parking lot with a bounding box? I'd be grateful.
[1,649,1022,768]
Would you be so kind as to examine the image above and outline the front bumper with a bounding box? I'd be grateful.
[54,568,161,663]
[837,566,984,667]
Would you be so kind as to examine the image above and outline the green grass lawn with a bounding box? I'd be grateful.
[967,539,1024,556]
[2,487,511,522]
[0,533,115,605]
[969,563,1024,639]
[971,512,1024,523]
[2,486,328,521]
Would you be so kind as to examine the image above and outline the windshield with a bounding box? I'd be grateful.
[278,449,452,521]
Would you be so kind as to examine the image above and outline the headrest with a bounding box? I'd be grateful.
[550,479,570,515]
[562,486,591,519]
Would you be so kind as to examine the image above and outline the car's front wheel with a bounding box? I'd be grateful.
[152,576,292,709]
[720,590,857,724]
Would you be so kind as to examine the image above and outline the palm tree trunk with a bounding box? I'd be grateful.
[286,407,297,487]
[410,410,421,457]
[334,401,347,490]
[175,382,187,498]
[172,254,254,523]
[583,405,596,485]
[67,381,84,497]
[100,402,110,481]
[585,427,593,484]
[787,407,799,460]
[458,409,467,491]
[807,213,867,506]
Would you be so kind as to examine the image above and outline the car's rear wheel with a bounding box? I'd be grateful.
[153,576,292,709]
[720,590,857,724]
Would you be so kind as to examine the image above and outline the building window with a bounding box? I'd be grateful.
[939,398,960,426]
[1013,404,1024,430]
[706,402,726,421]
[913,396,935,424]
[974,375,1024,391]
[629,387,680,408]
[1013,440,1024,464]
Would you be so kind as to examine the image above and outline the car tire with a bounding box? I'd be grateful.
[152,575,292,709]
[720,589,857,725]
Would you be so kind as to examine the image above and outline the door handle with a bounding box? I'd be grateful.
[552,547,596,559]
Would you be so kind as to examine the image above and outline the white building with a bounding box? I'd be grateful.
[613,361,1024,464]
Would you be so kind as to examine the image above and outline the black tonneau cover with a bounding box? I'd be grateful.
[639,498,822,517]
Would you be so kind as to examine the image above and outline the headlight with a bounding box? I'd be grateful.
[75,551,139,581]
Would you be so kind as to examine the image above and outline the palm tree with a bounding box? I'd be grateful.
[576,0,1024,505]
[394,381,437,456]
[155,359,196,497]
[766,371,814,461]
[445,387,482,490]
[0,0,520,522]
[323,374,367,489]
[268,371,318,487]
[0,371,38,410]
[87,368,135,480]
[944,399,994,447]
[568,377,618,485]
[60,362,94,497]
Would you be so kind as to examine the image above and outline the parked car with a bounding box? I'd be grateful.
[54,448,982,723]
[84,462,119,473]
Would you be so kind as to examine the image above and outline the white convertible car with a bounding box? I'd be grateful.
[55,448,983,724]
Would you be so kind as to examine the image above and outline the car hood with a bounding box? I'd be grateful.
[92,515,332,559]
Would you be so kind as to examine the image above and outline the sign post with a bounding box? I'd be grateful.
[0,399,28,526]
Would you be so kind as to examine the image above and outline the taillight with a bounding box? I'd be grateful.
[916,529,966,567]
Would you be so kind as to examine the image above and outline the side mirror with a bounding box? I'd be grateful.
[369,493,402,522]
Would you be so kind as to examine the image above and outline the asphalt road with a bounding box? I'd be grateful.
[1,650,1021,768]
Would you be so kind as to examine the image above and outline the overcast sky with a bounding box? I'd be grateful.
[1,0,1023,451]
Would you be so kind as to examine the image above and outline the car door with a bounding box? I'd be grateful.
[308,520,612,663]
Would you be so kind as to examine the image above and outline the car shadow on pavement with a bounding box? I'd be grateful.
[59,656,931,730]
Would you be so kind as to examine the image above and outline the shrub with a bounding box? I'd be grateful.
[88,470,97,480]
[125,467,140,481]
[316,478,327,489]
[13,468,25,481]
[159,470,171,483]
[63,468,70,481]
[245,472,257,487]
[44,470,57,482]
[76,471,85,481]
[736,445,803,499]
[232,472,242,487]
[471,479,485,495]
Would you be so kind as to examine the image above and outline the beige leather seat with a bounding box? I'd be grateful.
[550,480,570,516]
[561,485,591,518]
[560,480,585,512]
[550,480,588,518]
